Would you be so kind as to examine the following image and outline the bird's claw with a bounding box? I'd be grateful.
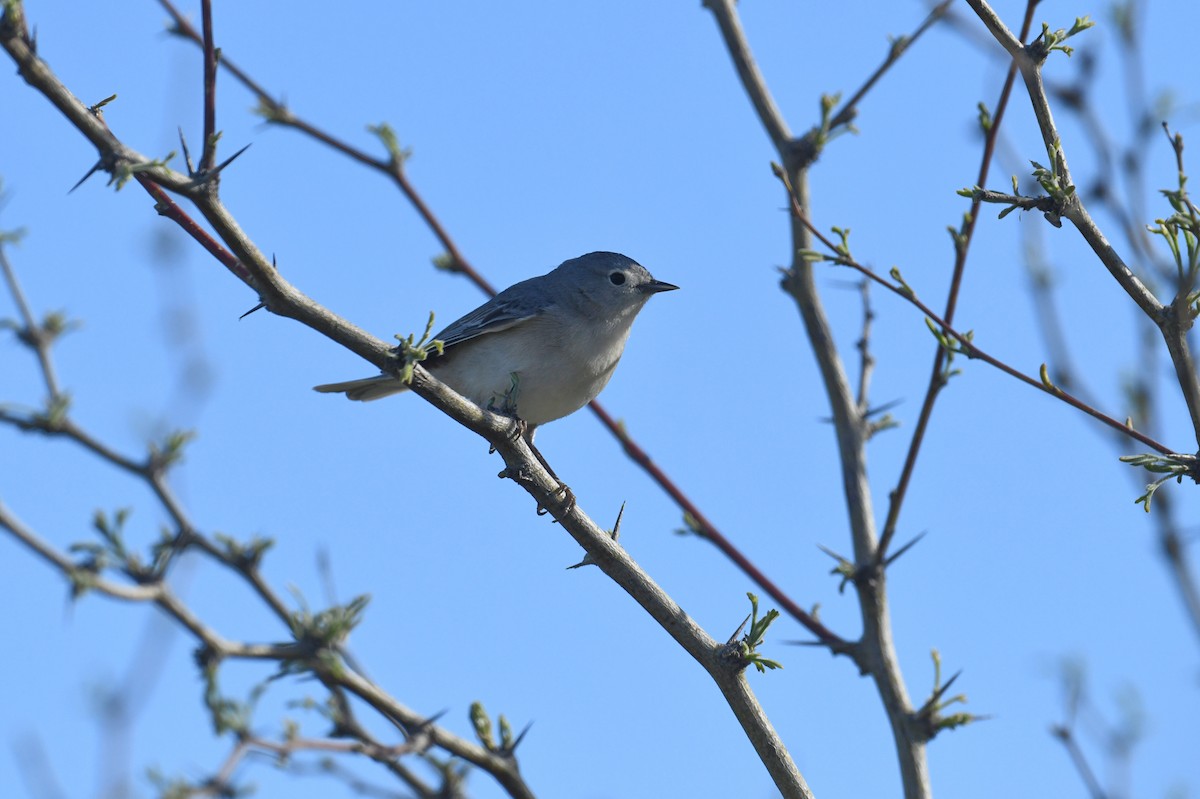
[536,482,576,517]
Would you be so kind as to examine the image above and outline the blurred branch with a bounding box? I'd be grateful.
[1155,493,1200,646]
[1,4,810,795]
[1050,659,1142,799]
[0,499,520,797]
[1050,723,1109,799]
[964,0,1200,450]
[855,279,877,418]
[0,236,61,397]
[999,4,1200,648]
[0,235,530,794]
[11,734,67,799]
[192,731,436,799]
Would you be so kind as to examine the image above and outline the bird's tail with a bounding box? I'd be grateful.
[313,375,410,402]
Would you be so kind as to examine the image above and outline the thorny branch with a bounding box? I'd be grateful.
[154,0,842,652]
[704,3,955,798]
[0,236,530,797]
[1,3,809,796]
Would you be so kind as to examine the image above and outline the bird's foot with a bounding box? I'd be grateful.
[536,481,576,517]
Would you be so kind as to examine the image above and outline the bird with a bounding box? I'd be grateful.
[314,251,678,436]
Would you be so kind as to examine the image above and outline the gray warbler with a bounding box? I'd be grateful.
[314,251,678,437]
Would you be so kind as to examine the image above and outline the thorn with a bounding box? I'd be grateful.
[932,669,963,702]
[566,502,623,570]
[209,142,251,178]
[508,721,533,752]
[416,708,448,729]
[188,142,251,187]
[611,501,625,540]
[88,93,117,114]
[883,531,927,568]
[864,398,904,418]
[179,127,195,176]
[941,669,962,690]
[725,612,752,645]
[69,159,105,193]
[239,302,266,319]
[816,543,850,563]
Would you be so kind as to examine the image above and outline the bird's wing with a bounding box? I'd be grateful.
[433,288,550,350]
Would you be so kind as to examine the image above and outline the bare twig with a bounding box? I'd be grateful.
[877,0,1036,562]
[201,732,429,798]
[157,0,493,295]
[589,400,847,652]
[827,2,953,136]
[855,279,876,418]
[1050,725,1109,799]
[198,0,217,173]
[0,239,62,398]
[701,0,792,153]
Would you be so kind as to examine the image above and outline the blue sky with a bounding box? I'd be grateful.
[2,1,1198,798]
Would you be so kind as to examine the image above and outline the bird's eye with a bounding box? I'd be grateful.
[608,271,626,286]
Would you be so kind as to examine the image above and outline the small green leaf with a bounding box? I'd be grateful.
[368,122,413,168]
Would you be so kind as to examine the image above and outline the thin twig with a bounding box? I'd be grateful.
[0,240,62,398]
[828,1,952,134]
[701,0,792,153]
[137,176,250,281]
[198,0,217,173]
[856,279,876,414]
[876,0,1037,563]
[778,175,1175,457]
[1051,725,1109,799]
[157,0,494,295]
[589,401,848,651]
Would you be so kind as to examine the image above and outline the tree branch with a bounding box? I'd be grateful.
[705,2,942,796]
[963,0,1200,448]
[153,0,839,654]
[1,6,810,795]
[877,0,1036,562]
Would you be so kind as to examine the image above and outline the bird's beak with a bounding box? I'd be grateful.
[641,280,679,294]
